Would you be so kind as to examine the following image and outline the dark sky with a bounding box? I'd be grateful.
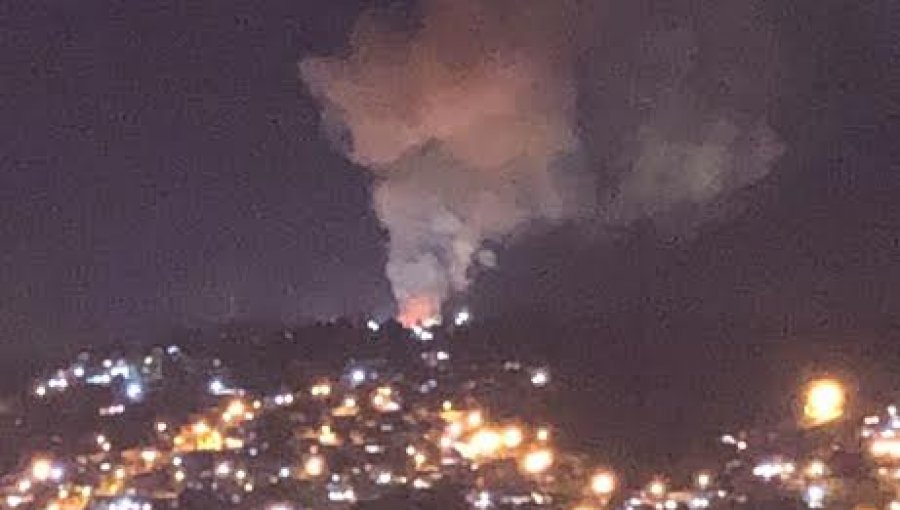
[2,1,395,352]
[0,0,896,364]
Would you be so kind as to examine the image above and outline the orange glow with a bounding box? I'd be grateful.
[469,429,502,456]
[222,399,246,422]
[591,470,617,495]
[502,426,524,448]
[871,438,900,458]
[398,295,439,327]
[521,449,554,474]
[804,378,846,426]
[304,455,325,477]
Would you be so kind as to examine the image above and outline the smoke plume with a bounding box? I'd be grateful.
[301,0,579,324]
[301,0,784,324]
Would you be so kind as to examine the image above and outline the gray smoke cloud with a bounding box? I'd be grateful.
[301,0,784,322]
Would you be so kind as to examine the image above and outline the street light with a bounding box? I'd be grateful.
[804,378,846,426]
[590,470,616,496]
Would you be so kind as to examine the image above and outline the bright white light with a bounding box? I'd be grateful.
[473,491,492,509]
[274,393,293,406]
[216,462,232,477]
[209,379,226,395]
[48,376,68,390]
[690,497,710,509]
[6,495,23,508]
[304,455,325,477]
[109,498,143,510]
[419,330,434,341]
[279,467,291,478]
[454,310,471,326]
[126,382,143,401]
[806,485,825,508]
[87,373,112,385]
[367,320,380,332]
[870,438,900,458]
[35,385,47,397]
[99,404,125,416]
[590,470,616,495]
[31,458,53,481]
[696,471,712,489]
[530,369,550,387]
[166,345,180,355]
[664,500,678,510]
[327,488,356,502]
[109,363,130,378]
[521,449,553,474]
[350,369,366,384]
[73,366,85,378]
[752,461,792,481]
[436,350,450,361]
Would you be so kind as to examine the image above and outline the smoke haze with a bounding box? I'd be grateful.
[301,0,784,323]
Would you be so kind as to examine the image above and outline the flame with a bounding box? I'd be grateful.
[398,295,439,327]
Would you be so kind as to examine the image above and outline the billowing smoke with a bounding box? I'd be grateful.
[301,0,784,324]
[301,0,579,324]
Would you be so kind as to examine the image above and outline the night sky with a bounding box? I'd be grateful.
[1,0,896,379]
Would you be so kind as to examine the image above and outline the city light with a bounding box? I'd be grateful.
[804,378,846,426]
[319,425,339,446]
[521,449,554,474]
[696,471,712,489]
[805,484,826,508]
[31,458,53,482]
[223,399,247,422]
[467,410,483,428]
[530,368,550,387]
[590,470,617,495]
[310,382,332,397]
[647,479,667,498]
[469,429,502,457]
[502,426,524,448]
[125,382,143,401]
[870,438,900,458]
[209,378,226,395]
[140,449,158,463]
[806,459,826,478]
[752,461,794,481]
[454,309,471,326]
[13,324,897,510]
